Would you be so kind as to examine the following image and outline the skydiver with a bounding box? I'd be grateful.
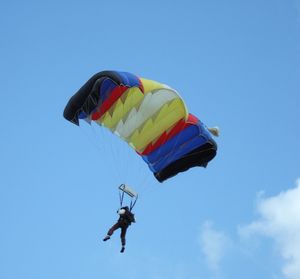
[103,206,136,253]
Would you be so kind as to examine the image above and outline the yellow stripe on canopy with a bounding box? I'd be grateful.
[96,87,144,129]
[140,78,167,93]
[128,98,187,152]
[96,78,188,152]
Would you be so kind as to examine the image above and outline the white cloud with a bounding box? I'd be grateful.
[199,221,229,272]
[239,179,300,279]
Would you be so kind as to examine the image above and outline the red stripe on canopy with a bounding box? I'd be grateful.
[91,85,128,120]
[140,114,199,155]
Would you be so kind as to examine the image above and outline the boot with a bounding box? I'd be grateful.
[103,235,110,241]
[120,246,125,253]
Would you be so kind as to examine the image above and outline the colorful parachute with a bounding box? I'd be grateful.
[64,71,217,182]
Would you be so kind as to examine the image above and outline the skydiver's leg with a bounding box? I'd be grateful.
[120,225,128,253]
[108,222,121,236]
[120,226,127,245]
[103,222,121,241]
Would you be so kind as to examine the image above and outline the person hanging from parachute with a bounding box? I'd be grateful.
[103,184,137,253]
[63,70,219,251]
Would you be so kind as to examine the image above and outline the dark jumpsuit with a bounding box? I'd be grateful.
[107,207,135,246]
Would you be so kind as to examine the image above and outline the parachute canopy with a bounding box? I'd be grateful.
[64,71,217,182]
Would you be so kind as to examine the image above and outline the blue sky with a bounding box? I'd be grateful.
[1,0,300,278]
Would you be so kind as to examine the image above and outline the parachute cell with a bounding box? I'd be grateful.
[64,71,217,182]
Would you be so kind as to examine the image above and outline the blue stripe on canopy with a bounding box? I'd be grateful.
[99,78,117,102]
[149,135,208,172]
[142,122,214,173]
[118,71,141,88]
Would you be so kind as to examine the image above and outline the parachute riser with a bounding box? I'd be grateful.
[129,195,138,211]
[119,190,125,207]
